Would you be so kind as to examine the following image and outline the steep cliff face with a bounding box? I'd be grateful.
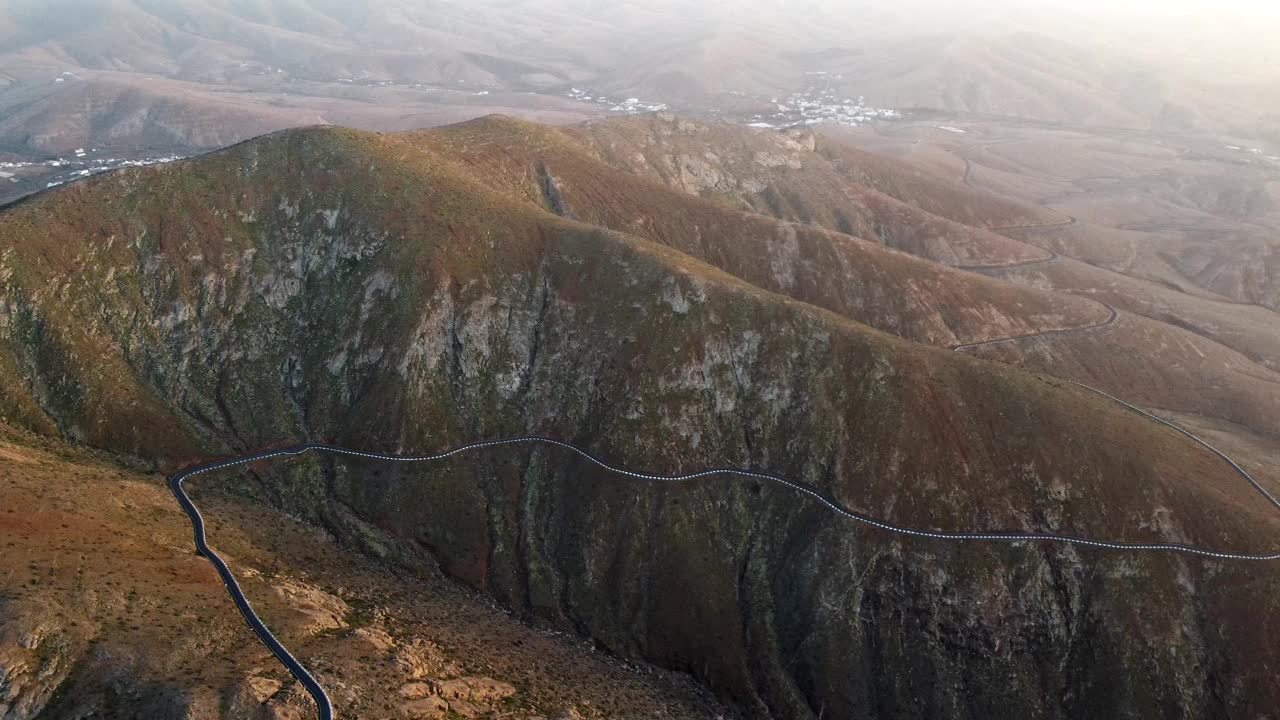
[1,125,1278,719]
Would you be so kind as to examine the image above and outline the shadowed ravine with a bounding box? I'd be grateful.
[170,383,1280,719]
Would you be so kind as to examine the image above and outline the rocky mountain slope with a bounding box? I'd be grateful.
[409,116,1100,345]
[0,77,309,156]
[1,119,1278,718]
[412,115,1280,444]
[571,114,1060,233]
[0,423,723,719]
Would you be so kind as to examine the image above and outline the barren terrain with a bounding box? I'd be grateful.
[1,115,1279,717]
[0,423,726,718]
[2,2,1280,718]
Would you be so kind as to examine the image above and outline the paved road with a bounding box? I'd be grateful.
[991,215,1078,232]
[951,151,1076,271]
[950,304,1280,547]
[949,301,1118,351]
[176,437,1280,576]
[954,249,1060,272]
[170,368,1280,720]
[961,157,1079,229]
[170,449,335,720]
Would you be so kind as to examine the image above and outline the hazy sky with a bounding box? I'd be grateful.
[782,0,1280,82]
[6,0,1276,89]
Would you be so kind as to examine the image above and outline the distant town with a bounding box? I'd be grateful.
[741,73,901,129]
[567,73,901,129]
[0,151,188,191]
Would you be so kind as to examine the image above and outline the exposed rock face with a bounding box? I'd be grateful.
[0,126,1276,719]
[353,626,395,652]
[399,682,436,699]
[436,676,516,703]
[226,675,291,718]
[400,694,449,718]
[395,677,514,717]
[271,579,351,634]
[244,676,283,704]
[0,604,71,717]
[0,599,222,720]
[536,162,575,219]
[392,640,458,680]
[0,601,89,720]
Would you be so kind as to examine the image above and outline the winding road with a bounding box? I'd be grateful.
[171,375,1280,718]
[949,303,1280,550]
[952,149,1077,270]
[949,301,1118,351]
[953,249,1060,272]
[992,215,1078,232]
[167,225,1269,720]
[170,449,334,720]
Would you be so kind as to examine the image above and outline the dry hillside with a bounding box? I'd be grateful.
[0,119,1278,718]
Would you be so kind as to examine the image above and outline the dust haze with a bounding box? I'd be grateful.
[1,0,1277,207]
[3,1,1280,718]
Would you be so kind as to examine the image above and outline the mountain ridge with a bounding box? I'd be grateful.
[3,118,1280,718]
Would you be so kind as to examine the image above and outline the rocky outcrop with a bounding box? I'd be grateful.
[0,126,1276,719]
[271,579,351,635]
[394,677,515,719]
[0,600,89,720]
[400,697,449,718]
[536,162,575,219]
[0,599,221,720]
[436,676,516,703]
[392,640,458,680]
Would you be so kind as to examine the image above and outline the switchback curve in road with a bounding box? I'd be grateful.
[949,301,1117,351]
[992,215,1078,232]
[953,249,1059,272]
[950,303,1280,553]
[961,153,1077,230]
[950,154,1075,271]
